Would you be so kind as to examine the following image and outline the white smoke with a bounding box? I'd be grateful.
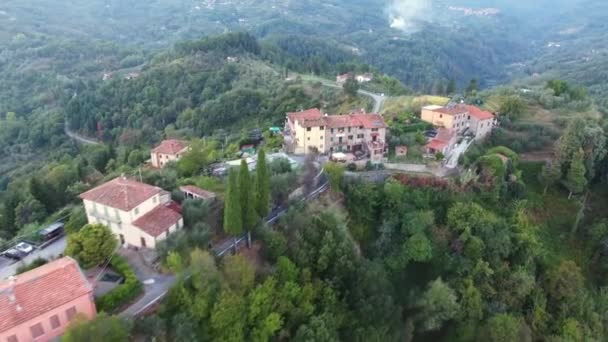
[387,0,433,33]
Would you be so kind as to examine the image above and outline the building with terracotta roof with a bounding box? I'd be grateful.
[0,257,96,342]
[80,177,183,249]
[425,128,458,155]
[150,139,189,168]
[421,104,495,140]
[284,108,388,163]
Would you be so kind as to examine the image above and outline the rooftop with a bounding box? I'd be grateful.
[0,257,92,333]
[79,177,163,211]
[466,105,494,120]
[287,108,387,129]
[132,202,182,238]
[151,139,188,155]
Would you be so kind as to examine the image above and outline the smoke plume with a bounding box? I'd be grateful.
[386,0,433,33]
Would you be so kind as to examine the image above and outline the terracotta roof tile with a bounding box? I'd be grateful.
[79,177,163,211]
[0,257,93,333]
[466,105,494,120]
[152,139,188,155]
[286,108,323,123]
[132,203,182,237]
[180,185,216,200]
[426,140,448,150]
[434,105,469,116]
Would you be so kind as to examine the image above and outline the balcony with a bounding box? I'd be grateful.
[89,210,122,224]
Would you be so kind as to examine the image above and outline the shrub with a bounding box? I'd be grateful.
[16,257,48,274]
[95,255,143,313]
[347,163,357,172]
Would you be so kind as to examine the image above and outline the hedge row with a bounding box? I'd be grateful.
[95,255,143,313]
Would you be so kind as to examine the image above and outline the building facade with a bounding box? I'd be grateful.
[150,140,189,168]
[421,104,495,140]
[79,177,183,249]
[0,257,96,342]
[284,109,388,163]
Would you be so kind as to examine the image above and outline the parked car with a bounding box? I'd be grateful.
[424,130,438,138]
[2,249,24,261]
[15,242,34,255]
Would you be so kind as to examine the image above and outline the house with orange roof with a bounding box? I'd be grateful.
[284,108,388,163]
[180,185,217,201]
[421,104,495,140]
[79,177,183,249]
[0,257,96,342]
[150,139,189,168]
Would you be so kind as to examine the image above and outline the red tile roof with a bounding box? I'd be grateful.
[287,109,387,129]
[466,105,494,120]
[287,108,323,123]
[180,185,216,200]
[152,139,188,155]
[132,202,182,238]
[434,105,469,116]
[79,177,163,211]
[0,257,93,333]
[426,139,448,150]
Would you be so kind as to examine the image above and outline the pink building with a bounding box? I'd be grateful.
[0,257,96,342]
[150,139,189,168]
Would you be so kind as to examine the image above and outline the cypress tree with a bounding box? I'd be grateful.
[565,149,587,199]
[239,159,258,229]
[255,149,270,218]
[224,168,242,236]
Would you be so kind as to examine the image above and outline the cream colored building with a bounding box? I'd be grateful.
[79,177,183,249]
[421,104,495,140]
[151,140,189,168]
[284,108,388,163]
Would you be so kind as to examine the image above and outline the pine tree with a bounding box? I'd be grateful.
[224,169,242,236]
[239,159,258,230]
[539,161,562,195]
[565,149,587,199]
[255,149,270,218]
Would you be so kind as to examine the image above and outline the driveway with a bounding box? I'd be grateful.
[0,236,67,280]
[117,248,176,317]
[446,138,474,169]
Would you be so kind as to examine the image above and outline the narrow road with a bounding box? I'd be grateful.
[64,120,101,145]
[314,79,386,113]
[0,236,67,280]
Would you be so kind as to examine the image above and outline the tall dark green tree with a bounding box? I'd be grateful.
[466,78,479,96]
[255,149,270,218]
[343,77,360,98]
[565,149,587,199]
[224,168,243,237]
[239,159,258,229]
[29,177,53,212]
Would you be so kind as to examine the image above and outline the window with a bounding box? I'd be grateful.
[348,127,351,133]
[307,137,310,141]
[440,114,443,118]
[330,138,334,142]
[306,127,311,132]
[357,134,364,139]
[7,335,18,342]
[30,323,44,339]
[371,128,379,132]
[319,126,325,130]
[331,128,334,133]
[50,315,61,329]
[66,306,77,321]
[468,115,471,120]
[359,126,363,129]
[348,135,353,140]
[134,207,139,215]
[152,196,157,204]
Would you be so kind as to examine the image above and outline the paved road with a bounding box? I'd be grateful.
[117,248,176,317]
[0,236,67,280]
[315,80,386,113]
[64,120,100,145]
[446,138,473,169]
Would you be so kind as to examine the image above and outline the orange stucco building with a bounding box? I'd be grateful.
[0,257,96,342]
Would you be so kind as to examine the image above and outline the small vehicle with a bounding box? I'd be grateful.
[2,249,24,261]
[424,130,438,138]
[15,242,34,255]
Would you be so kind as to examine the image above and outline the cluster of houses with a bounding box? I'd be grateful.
[420,104,496,156]
[284,108,389,164]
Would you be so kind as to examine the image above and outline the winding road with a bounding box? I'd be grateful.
[313,79,386,113]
